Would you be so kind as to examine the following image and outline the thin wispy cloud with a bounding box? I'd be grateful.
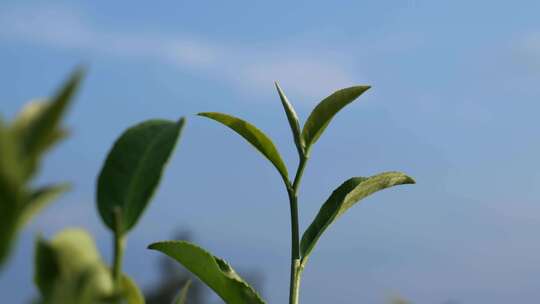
[0,4,359,100]
[0,5,219,68]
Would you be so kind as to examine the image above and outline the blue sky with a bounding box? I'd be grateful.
[1,1,540,303]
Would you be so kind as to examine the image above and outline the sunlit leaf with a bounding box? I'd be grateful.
[300,172,415,263]
[275,82,304,155]
[149,241,265,304]
[173,279,191,304]
[301,85,370,151]
[97,118,185,234]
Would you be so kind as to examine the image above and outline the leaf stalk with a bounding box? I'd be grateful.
[112,208,125,287]
[288,154,308,304]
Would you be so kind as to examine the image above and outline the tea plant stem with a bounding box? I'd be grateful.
[288,154,308,304]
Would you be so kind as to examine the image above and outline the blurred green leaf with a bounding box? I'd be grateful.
[12,100,68,156]
[35,237,61,297]
[198,112,289,184]
[0,119,24,186]
[0,183,20,268]
[173,279,191,304]
[0,119,24,267]
[16,69,83,179]
[300,172,415,263]
[301,85,370,151]
[97,118,185,234]
[149,241,265,304]
[0,69,81,269]
[275,82,304,155]
[34,228,114,302]
[20,184,70,227]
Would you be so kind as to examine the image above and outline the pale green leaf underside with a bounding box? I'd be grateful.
[302,85,370,150]
[300,172,415,262]
[275,82,304,154]
[198,112,289,184]
[149,241,265,304]
[97,118,185,234]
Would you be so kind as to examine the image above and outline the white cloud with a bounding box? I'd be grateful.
[0,4,359,100]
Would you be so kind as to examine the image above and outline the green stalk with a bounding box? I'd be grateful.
[288,154,308,304]
[112,208,125,287]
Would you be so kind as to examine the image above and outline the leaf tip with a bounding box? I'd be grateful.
[177,116,187,127]
[147,242,162,250]
[353,84,371,93]
[405,176,416,184]
[395,173,415,185]
[196,112,212,118]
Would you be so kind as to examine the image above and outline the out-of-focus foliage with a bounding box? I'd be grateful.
[34,228,144,304]
[30,113,186,303]
[97,118,185,235]
[0,69,83,268]
[34,228,114,304]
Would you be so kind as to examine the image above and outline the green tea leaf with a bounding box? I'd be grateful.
[149,241,265,304]
[275,82,304,155]
[173,280,191,304]
[301,85,370,151]
[97,118,185,234]
[198,112,289,185]
[300,172,415,263]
